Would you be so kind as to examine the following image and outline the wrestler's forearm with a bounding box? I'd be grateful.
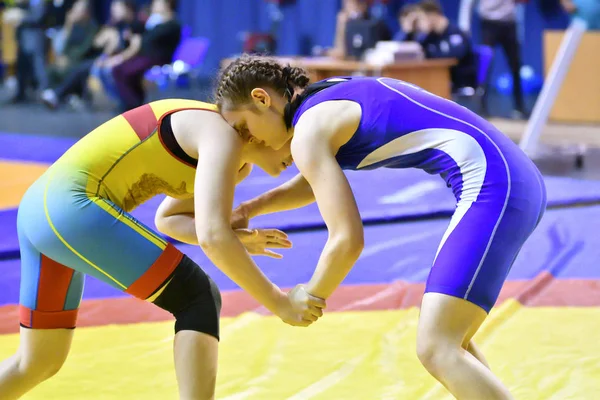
[155,213,198,245]
[158,213,285,312]
[197,225,284,315]
[306,234,364,299]
[240,173,315,218]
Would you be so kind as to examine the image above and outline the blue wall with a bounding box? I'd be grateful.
[175,0,572,79]
[178,0,342,74]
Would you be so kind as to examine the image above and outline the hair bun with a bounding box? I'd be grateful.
[281,66,293,82]
[286,66,311,89]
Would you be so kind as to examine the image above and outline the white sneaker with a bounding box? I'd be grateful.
[41,89,58,109]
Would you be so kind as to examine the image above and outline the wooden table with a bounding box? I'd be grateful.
[222,57,456,99]
[544,30,600,124]
[1,12,18,65]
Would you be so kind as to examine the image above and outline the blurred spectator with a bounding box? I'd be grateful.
[480,0,525,117]
[112,0,181,111]
[46,0,78,29]
[46,0,99,88]
[2,0,50,103]
[326,0,391,59]
[136,2,153,23]
[394,3,426,42]
[461,0,526,118]
[41,0,142,110]
[91,0,145,102]
[404,1,477,90]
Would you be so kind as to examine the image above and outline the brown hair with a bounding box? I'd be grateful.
[419,0,443,15]
[214,54,310,110]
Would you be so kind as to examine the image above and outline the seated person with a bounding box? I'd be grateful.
[47,0,99,87]
[112,0,181,111]
[326,0,391,59]
[413,0,477,90]
[394,3,426,42]
[91,0,145,101]
[41,0,143,110]
[3,0,50,103]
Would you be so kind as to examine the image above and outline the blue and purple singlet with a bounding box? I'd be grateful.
[286,77,547,312]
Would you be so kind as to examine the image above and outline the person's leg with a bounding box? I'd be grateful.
[37,163,221,399]
[0,188,84,399]
[173,332,218,400]
[418,197,512,399]
[0,328,75,400]
[55,59,95,100]
[30,49,48,93]
[418,162,546,399]
[462,312,490,368]
[46,65,62,88]
[465,340,490,369]
[417,293,509,399]
[499,21,526,115]
[479,20,499,115]
[13,48,30,101]
[153,255,222,400]
[113,56,158,110]
[42,60,95,108]
[99,66,120,100]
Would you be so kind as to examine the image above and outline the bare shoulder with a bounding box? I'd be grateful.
[294,100,361,150]
[171,109,239,156]
[171,108,232,134]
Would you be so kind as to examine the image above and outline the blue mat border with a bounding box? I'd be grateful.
[3,202,600,261]
[3,130,600,259]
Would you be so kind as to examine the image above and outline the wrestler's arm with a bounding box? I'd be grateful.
[236,173,315,220]
[155,163,254,245]
[292,102,365,299]
[190,113,293,315]
[155,196,196,244]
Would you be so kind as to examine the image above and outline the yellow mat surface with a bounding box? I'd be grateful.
[0,161,47,209]
[1,301,599,399]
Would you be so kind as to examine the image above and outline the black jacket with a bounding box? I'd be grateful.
[420,24,477,89]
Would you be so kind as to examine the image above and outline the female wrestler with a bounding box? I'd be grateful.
[215,56,547,400]
[0,99,325,400]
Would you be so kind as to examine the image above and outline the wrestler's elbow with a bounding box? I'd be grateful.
[329,229,364,258]
[196,222,234,252]
[154,214,173,236]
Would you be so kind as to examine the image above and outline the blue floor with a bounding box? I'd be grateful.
[1,205,599,307]
[2,130,600,307]
[2,160,600,258]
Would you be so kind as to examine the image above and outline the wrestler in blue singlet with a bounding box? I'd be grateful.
[285,76,547,313]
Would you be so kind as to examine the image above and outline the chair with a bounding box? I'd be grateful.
[171,37,211,73]
[145,35,211,90]
[181,25,192,41]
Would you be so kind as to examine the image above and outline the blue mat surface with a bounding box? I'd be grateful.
[235,167,600,230]
[3,166,600,258]
[0,133,76,164]
[3,131,600,259]
[177,205,600,290]
[1,206,598,306]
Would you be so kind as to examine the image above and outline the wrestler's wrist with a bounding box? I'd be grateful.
[266,285,287,315]
[239,200,259,219]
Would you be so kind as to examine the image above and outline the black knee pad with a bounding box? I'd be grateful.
[153,255,222,340]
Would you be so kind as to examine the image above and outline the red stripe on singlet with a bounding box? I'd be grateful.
[121,104,158,140]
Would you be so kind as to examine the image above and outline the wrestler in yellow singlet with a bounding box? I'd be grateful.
[17,99,220,329]
[3,94,324,400]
